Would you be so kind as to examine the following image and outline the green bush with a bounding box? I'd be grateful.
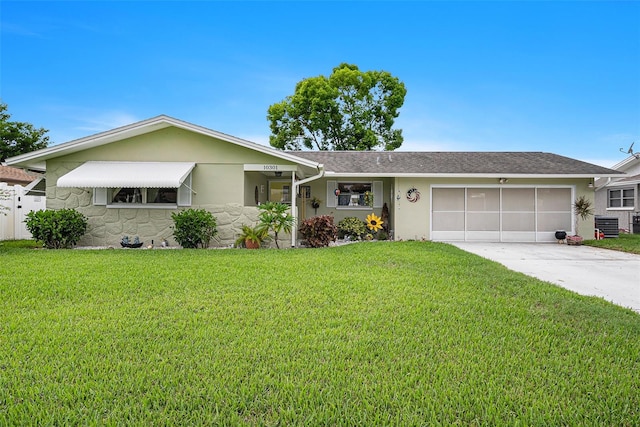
[299,215,337,248]
[24,209,88,249]
[171,208,217,249]
[337,216,366,240]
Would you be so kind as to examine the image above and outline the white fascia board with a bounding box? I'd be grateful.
[323,172,624,179]
[606,179,640,187]
[610,155,640,171]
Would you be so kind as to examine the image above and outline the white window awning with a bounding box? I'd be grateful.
[57,161,196,188]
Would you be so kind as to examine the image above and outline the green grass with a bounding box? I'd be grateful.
[0,239,42,249]
[584,232,640,254]
[1,242,638,425]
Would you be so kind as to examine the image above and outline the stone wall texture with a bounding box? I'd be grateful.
[47,162,293,248]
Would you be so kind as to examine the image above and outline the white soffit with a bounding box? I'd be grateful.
[57,161,196,188]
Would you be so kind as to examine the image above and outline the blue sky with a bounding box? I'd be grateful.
[1,1,638,167]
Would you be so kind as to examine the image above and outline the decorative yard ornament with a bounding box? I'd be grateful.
[366,213,384,232]
[406,187,420,203]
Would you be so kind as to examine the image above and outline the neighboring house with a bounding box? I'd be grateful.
[594,155,640,233]
[0,165,40,186]
[4,115,623,247]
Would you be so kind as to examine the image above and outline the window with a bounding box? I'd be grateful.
[110,188,178,204]
[93,173,192,208]
[608,188,634,209]
[269,181,291,204]
[327,180,383,208]
[338,182,371,207]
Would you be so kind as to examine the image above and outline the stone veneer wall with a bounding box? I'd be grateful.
[48,186,290,248]
[46,162,293,248]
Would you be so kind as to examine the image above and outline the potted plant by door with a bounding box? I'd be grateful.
[235,224,269,249]
[567,195,594,246]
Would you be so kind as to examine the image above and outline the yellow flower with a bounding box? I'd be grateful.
[366,213,383,232]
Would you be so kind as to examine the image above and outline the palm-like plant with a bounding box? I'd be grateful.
[258,201,294,249]
[235,224,269,249]
[573,195,594,237]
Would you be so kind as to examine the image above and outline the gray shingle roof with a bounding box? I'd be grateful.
[287,151,623,176]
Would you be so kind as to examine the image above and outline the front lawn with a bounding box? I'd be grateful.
[584,232,640,254]
[1,242,638,425]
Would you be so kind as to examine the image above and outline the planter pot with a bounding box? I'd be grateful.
[244,239,261,249]
[566,235,583,246]
[555,230,567,241]
[121,242,143,248]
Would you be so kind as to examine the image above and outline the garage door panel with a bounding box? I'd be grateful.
[432,186,573,242]
[433,188,465,210]
[502,232,536,242]
[432,212,464,231]
[503,188,535,211]
[467,188,499,211]
[466,231,501,241]
[537,212,572,232]
[538,188,572,211]
[467,212,499,231]
[503,212,535,231]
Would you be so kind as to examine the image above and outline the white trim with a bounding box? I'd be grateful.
[610,155,640,171]
[324,172,620,178]
[605,179,640,187]
[326,181,337,208]
[93,188,107,205]
[106,204,178,210]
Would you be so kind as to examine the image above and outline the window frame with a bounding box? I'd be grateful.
[93,174,192,209]
[327,180,383,209]
[607,187,635,210]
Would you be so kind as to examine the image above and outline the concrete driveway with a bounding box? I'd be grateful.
[450,242,640,313]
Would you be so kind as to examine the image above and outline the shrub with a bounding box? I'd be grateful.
[25,209,88,249]
[337,216,366,240]
[299,215,337,248]
[171,208,217,249]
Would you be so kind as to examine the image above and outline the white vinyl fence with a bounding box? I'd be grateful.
[0,183,46,240]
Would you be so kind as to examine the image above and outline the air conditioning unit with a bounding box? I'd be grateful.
[594,216,619,238]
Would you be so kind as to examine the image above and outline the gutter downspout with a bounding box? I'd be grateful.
[291,164,325,247]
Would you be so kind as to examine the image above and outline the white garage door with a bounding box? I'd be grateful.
[431,187,573,242]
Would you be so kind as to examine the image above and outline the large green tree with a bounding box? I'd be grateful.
[0,102,50,162]
[268,63,407,151]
